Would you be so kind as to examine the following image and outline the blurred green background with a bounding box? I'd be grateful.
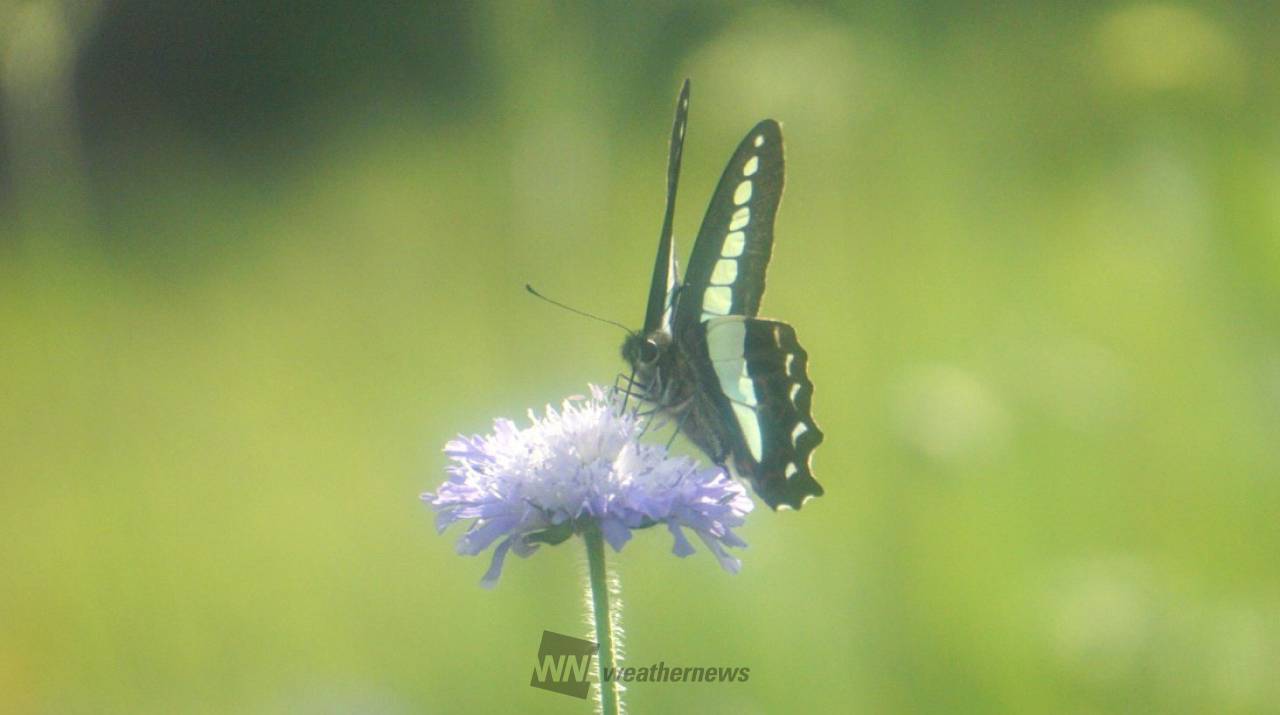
[2,1,1279,713]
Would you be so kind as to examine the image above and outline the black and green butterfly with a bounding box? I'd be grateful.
[621,80,824,510]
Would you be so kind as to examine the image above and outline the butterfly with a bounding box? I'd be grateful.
[620,79,824,510]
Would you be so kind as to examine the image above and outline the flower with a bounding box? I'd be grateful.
[423,386,754,587]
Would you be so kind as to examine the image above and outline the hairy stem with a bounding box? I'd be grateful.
[583,524,621,715]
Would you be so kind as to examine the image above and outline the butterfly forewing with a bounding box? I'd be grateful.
[642,79,691,336]
[676,119,783,330]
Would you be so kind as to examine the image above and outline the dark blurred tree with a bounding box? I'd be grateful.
[75,0,484,150]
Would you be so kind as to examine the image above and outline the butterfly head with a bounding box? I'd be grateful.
[621,330,670,376]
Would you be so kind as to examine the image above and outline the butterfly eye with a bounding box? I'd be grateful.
[639,339,660,364]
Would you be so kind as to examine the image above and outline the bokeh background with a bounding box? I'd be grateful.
[3,1,1279,713]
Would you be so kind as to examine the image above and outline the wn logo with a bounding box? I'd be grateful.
[530,630,597,699]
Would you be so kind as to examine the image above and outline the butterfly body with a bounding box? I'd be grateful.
[622,81,824,510]
[624,325,733,464]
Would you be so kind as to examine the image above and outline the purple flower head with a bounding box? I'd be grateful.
[423,386,754,587]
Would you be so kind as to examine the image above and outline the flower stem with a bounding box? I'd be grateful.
[583,524,621,715]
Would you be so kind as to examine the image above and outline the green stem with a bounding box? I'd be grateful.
[583,524,621,715]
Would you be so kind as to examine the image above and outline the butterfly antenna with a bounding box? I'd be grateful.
[525,284,632,334]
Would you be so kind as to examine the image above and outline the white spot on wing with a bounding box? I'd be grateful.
[753,135,765,147]
[729,207,749,231]
[789,383,801,402]
[717,368,757,407]
[784,462,799,478]
[742,156,759,176]
[703,286,732,315]
[733,403,764,461]
[785,353,795,376]
[708,318,757,407]
[706,318,762,452]
[706,318,746,360]
[660,257,677,333]
[733,180,752,205]
[709,258,738,285]
[722,231,745,257]
[791,422,809,445]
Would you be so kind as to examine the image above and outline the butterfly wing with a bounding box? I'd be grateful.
[641,79,691,336]
[700,316,824,509]
[671,119,824,509]
[673,119,783,331]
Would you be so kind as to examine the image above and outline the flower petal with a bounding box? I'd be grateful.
[425,384,755,586]
[600,517,632,551]
[479,536,516,589]
[667,522,696,558]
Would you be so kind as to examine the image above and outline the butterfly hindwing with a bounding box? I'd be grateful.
[675,119,784,330]
[700,316,824,509]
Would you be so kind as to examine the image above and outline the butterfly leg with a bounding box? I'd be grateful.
[663,399,694,449]
[615,372,670,438]
[618,368,636,415]
[640,406,674,437]
[612,370,653,396]
[637,410,659,438]
[664,414,684,449]
[633,389,667,438]
[612,371,652,407]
